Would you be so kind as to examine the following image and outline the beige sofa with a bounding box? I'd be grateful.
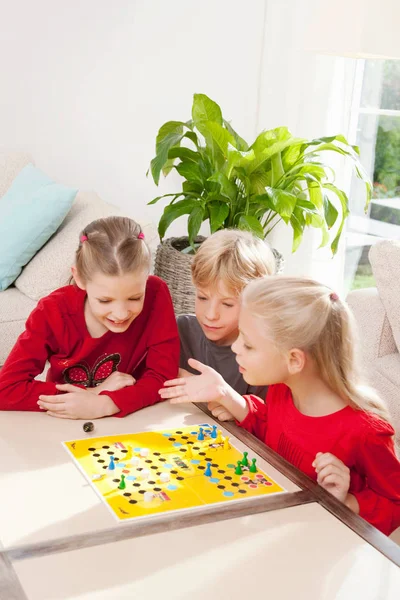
[0,152,157,366]
[347,241,400,442]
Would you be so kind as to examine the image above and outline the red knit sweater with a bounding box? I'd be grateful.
[239,384,400,535]
[0,276,179,417]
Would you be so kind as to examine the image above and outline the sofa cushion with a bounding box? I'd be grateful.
[0,288,36,365]
[0,151,33,198]
[369,240,400,353]
[371,353,400,442]
[0,164,77,291]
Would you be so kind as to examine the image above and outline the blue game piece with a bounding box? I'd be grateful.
[197,427,204,441]
[204,463,212,477]
[211,425,217,439]
[108,456,115,471]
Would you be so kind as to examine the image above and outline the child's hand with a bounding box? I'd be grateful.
[208,401,235,421]
[159,359,227,405]
[93,372,136,394]
[313,452,351,503]
[38,385,119,419]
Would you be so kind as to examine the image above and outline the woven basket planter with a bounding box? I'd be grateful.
[154,236,285,315]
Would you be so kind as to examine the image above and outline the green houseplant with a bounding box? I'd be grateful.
[148,93,371,313]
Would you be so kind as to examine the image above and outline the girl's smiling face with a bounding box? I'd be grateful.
[73,268,148,337]
[231,307,291,386]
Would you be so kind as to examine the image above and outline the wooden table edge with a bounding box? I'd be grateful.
[196,403,400,568]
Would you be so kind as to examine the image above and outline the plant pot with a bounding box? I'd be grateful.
[154,237,284,315]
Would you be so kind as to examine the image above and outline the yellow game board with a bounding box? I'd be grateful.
[63,423,286,521]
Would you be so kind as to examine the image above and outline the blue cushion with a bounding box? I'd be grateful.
[0,164,77,290]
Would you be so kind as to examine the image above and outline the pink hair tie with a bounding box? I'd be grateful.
[80,235,88,243]
[330,292,339,301]
[138,232,145,240]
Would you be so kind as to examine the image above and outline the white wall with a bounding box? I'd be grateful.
[0,0,359,289]
[0,0,266,230]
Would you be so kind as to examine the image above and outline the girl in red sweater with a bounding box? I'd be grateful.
[160,276,400,535]
[0,216,179,419]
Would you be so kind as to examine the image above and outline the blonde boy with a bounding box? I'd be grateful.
[177,229,276,411]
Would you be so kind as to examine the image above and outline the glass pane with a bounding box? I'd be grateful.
[345,59,400,292]
[360,59,400,111]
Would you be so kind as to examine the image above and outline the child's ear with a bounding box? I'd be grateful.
[71,266,86,290]
[287,348,306,375]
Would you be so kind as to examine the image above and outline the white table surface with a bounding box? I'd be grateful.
[0,402,298,549]
[12,502,400,600]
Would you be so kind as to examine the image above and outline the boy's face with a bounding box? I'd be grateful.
[195,282,240,346]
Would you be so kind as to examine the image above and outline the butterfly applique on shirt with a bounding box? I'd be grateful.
[63,353,121,388]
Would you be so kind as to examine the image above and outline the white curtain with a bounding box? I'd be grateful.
[257,0,359,293]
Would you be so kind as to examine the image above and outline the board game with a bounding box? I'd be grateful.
[63,423,286,521]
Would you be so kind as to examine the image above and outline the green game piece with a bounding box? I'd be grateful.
[241,451,249,467]
[235,460,243,475]
[118,474,126,490]
[249,458,257,473]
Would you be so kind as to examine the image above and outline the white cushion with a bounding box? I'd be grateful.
[369,241,400,353]
[0,288,36,365]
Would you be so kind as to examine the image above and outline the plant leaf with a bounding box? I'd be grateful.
[223,120,248,151]
[183,131,200,148]
[290,210,305,252]
[168,147,200,163]
[323,195,339,229]
[249,170,271,194]
[175,161,204,185]
[307,181,324,210]
[188,205,205,246]
[238,215,264,238]
[248,139,302,174]
[150,121,186,185]
[208,172,237,202]
[192,93,223,126]
[208,201,230,233]
[226,145,256,177]
[147,192,184,206]
[323,183,350,254]
[263,187,297,218]
[158,198,198,239]
[205,121,235,155]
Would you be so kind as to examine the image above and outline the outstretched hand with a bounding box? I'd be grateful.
[159,359,227,405]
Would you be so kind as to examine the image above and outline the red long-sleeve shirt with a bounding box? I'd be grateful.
[0,276,179,417]
[239,384,400,536]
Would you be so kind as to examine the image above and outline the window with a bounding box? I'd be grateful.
[345,59,400,291]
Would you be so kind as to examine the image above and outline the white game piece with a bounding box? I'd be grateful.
[141,469,150,479]
[160,472,170,483]
[131,457,140,466]
[144,491,154,502]
[140,448,149,457]
[91,474,103,481]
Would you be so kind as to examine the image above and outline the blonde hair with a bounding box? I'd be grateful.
[191,229,276,294]
[242,276,392,424]
[75,216,151,282]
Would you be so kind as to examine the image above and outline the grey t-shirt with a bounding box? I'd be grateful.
[177,314,267,399]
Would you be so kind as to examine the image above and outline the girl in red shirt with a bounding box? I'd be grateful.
[0,216,179,419]
[160,276,400,535]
